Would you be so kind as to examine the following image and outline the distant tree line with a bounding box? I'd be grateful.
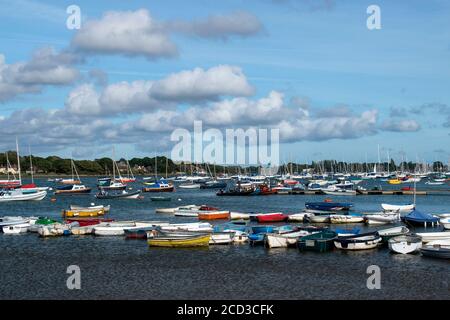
[0,151,447,176]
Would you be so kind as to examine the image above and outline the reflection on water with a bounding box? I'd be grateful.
[0,177,449,299]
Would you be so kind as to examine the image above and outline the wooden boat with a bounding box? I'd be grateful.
[309,214,330,223]
[415,231,450,243]
[381,203,414,212]
[125,228,154,239]
[63,208,105,217]
[54,184,91,195]
[440,217,450,230]
[95,190,141,199]
[420,240,450,259]
[365,212,400,225]
[256,213,288,223]
[155,230,234,245]
[378,226,409,243]
[334,231,382,250]
[330,214,364,224]
[147,233,210,247]
[151,196,171,201]
[298,230,337,252]
[69,204,110,212]
[388,234,422,254]
[287,213,312,222]
[264,229,310,248]
[305,202,353,211]
[2,223,30,234]
[198,211,230,220]
[402,209,439,227]
[38,223,72,237]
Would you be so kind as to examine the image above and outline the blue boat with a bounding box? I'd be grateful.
[251,225,275,234]
[401,209,439,227]
[306,202,353,211]
[335,227,360,235]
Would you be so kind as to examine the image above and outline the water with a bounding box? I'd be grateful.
[0,178,449,299]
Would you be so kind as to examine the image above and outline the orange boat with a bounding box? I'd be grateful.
[198,211,230,220]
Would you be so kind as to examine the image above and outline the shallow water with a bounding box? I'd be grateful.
[0,178,449,300]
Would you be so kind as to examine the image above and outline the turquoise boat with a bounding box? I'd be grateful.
[298,230,337,253]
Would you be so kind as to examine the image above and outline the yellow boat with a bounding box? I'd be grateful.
[147,234,210,248]
[388,178,402,185]
[62,208,105,217]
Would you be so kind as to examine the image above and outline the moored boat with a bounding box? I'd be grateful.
[264,229,310,248]
[330,214,364,224]
[334,231,382,250]
[2,223,30,234]
[55,184,91,195]
[63,208,105,218]
[198,211,230,221]
[381,203,414,212]
[401,209,439,227]
[256,213,288,223]
[95,189,141,199]
[440,217,450,230]
[365,212,400,225]
[415,231,450,243]
[305,202,353,212]
[147,233,210,247]
[388,234,422,254]
[378,226,409,243]
[298,230,337,252]
[420,240,450,259]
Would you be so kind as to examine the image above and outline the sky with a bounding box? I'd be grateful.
[0,0,449,164]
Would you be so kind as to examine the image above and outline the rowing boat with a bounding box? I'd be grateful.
[198,211,230,220]
[377,226,409,243]
[298,230,337,252]
[2,223,30,234]
[147,233,210,247]
[330,214,364,224]
[420,240,450,259]
[381,203,414,212]
[365,212,400,225]
[69,204,111,212]
[334,232,382,250]
[264,230,311,248]
[62,208,105,217]
[256,213,288,223]
[388,235,422,254]
[415,231,450,243]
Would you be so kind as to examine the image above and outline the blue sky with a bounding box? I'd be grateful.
[0,0,449,164]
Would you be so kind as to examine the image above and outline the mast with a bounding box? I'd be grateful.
[16,137,22,185]
[112,147,115,180]
[165,156,168,179]
[29,144,34,184]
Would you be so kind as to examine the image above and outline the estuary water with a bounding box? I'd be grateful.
[0,178,449,300]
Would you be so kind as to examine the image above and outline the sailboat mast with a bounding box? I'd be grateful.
[29,144,34,184]
[165,156,168,179]
[16,137,22,185]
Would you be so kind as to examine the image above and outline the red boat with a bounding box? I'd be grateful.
[199,205,220,211]
[256,213,289,223]
[65,218,114,227]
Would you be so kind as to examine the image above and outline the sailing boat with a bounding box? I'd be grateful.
[0,139,47,202]
[19,145,50,192]
[142,156,174,192]
[60,159,81,185]
[117,158,136,183]
[55,159,91,194]
[98,148,127,191]
[0,152,22,188]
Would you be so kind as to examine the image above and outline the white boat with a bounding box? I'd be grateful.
[388,235,422,254]
[334,232,382,250]
[2,223,30,234]
[0,216,30,228]
[160,222,213,232]
[70,204,111,212]
[265,230,311,248]
[0,189,47,202]
[178,183,201,189]
[227,230,248,243]
[322,186,356,196]
[425,181,444,185]
[415,231,450,243]
[439,217,450,230]
[93,221,136,236]
[209,232,235,245]
[330,215,364,224]
[287,213,312,222]
[365,212,400,225]
[378,226,409,238]
[309,214,330,223]
[174,211,198,217]
[381,203,415,212]
[230,212,251,220]
[155,205,198,214]
[38,223,71,237]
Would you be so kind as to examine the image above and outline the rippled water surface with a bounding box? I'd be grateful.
[1,178,449,299]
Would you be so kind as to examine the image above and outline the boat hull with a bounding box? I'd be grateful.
[148,234,210,247]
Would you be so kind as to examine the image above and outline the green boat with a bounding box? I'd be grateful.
[35,217,57,225]
[298,230,337,253]
[150,196,171,201]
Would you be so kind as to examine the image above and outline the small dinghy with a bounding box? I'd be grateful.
[287,213,312,222]
[330,214,364,224]
[147,233,210,247]
[95,190,141,199]
[415,231,450,243]
[388,234,422,254]
[2,223,30,234]
[308,214,330,223]
[440,217,450,230]
[93,222,136,236]
[256,213,289,223]
[401,209,439,227]
[160,222,213,233]
[381,203,415,212]
[38,223,72,237]
[230,212,251,220]
[365,212,400,225]
[378,226,409,243]
[335,227,360,236]
[198,211,230,221]
[298,230,337,253]
[420,240,450,259]
[305,202,353,211]
[264,229,311,248]
[69,204,110,212]
[334,231,382,250]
